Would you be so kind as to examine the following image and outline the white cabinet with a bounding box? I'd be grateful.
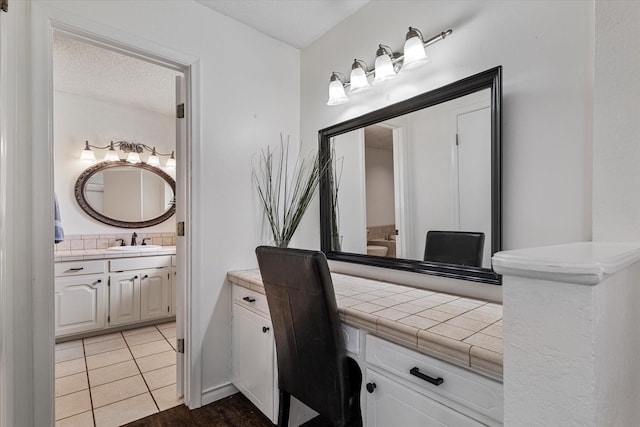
[108,256,172,327]
[365,369,482,426]
[55,273,107,336]
[140,268,171,320]
[108,272,141,326]
[231,286,278,423]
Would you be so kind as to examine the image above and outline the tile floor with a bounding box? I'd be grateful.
[55,321,182,427]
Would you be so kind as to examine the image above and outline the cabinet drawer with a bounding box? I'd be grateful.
[365,368,482,427]
[110,255,171,272]
[366,335,503,425]
[55,260,105,277]
[233,285,269,318]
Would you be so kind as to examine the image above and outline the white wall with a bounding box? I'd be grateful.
[299,0,594,258]
[54,92,176,234]
[30,0,300,412]
[592,0,640,241]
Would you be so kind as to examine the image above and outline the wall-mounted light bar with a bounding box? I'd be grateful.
[327,27,453,106]
[80,140,175,168]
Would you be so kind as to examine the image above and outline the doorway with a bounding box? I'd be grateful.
[51,30,191,425]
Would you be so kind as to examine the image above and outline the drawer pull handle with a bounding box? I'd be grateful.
[68,267,84,272]
[134,275,139,279]
[242,296,256,303]
[410,367,444,386]
[262,326,270,333]
[366,382,376,393]
[143,275,149,279]
[96,279,102,283]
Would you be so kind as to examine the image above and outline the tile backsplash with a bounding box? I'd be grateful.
[55,233,176,251]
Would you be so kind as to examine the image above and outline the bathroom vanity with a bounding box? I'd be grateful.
[227,269,503,426]
[54,247,176,339]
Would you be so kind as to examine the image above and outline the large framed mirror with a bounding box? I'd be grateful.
[75,160,176,228]
[319,67,501,284]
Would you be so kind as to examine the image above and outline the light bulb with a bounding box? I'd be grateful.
[349,59,370,93]
[327,73,349,106]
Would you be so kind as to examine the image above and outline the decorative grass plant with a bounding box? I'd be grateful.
[253,135,328,248]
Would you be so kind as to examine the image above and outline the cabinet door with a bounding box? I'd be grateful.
[55,274,106,337]
[140,268,170,321]
[365,369,483,427]
[109,272,141,326]
[232,303,275,422]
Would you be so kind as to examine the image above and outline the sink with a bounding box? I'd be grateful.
[107,245,162,251]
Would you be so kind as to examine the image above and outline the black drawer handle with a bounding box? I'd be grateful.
[242,296,256,303]
[366,382,376,393]
[262,326,270,333]
[134,275,139,279]
[410,367,443,386]
[96,279,102,283]
[143,274,149,279]
[68,267,84,272]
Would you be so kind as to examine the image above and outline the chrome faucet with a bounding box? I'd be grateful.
[131,232,137,246]
[142,238,152,246]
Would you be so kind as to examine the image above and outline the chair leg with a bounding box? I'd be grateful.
[278,389,291,427]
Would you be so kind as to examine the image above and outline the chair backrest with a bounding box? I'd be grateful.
[423,231,485,267]
[255,246,351,426]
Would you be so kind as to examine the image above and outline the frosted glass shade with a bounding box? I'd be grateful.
[80,147,96,161]
[373,54,396,84]
[349,65,370,93]
[104,149,120,161]
[403,36,429,70]
[147,154,160,166]
[126,152,141,164]
[165,152,176,168]
[327,78,349,106]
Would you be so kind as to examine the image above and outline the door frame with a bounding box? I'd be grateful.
[30,3,202,423]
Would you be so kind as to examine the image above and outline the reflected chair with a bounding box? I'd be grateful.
[255,246,362,427]
[423,231,485,267]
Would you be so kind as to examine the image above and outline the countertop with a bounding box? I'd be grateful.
[55,246,176,262]
[227,269,503,381]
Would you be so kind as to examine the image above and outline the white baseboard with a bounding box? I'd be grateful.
[199,382,239,407]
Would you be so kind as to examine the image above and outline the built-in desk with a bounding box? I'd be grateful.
[227,269,503,380]
[227,269,504,426]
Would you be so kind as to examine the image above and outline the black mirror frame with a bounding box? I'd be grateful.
[74,160,176,229]
[319,66,502,285]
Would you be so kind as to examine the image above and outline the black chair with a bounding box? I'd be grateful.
[255,246,362,427]
[423,231,485,267]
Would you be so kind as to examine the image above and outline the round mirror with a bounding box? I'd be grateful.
[75,161,176,228]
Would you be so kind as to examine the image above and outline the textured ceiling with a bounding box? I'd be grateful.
[196,0,369,49]
[53,33,181,116]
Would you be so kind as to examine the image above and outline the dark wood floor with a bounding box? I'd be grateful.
[122,393,330,427]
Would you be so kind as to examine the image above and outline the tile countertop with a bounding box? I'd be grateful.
[55,246,176,262]
[227,269,503,381]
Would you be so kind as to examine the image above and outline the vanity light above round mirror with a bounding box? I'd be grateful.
[74,160,176,228]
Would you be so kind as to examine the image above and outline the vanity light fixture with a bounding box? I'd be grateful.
[326,27,452,106]
[79,140,176,167]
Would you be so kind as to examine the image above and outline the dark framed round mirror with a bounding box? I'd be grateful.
[74,160,176,228]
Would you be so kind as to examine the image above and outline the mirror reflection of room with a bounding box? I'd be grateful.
[332,88,492,268]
